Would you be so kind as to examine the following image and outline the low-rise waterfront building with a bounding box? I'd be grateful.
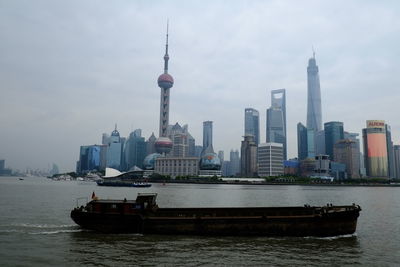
[154,157,199,178]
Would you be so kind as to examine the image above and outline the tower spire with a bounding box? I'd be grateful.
[164,20,169,73]
[312,45,316,59]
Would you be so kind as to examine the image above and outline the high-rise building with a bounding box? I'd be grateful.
[0,160,11,176]
[229,149,240,176]
[146,133,157,156]
[106,126,122,170]
[240,135,258,177]
[195,145,203,157]
[297,123,308,160]
[155,23,174,155]
[102,133,110,145]
[315,130,326,155]
[222,161,230,177]
[78,144,107,174]
[385,124,395,178]
[258,143,284,177]
[266,89,287,160]
[362,120,388,178]
[297,123,315,160]
[344,131,362,177]
[188,135,196,157]
[306,53,322,133]
[218,150,224,162]
[393,145,400,179]
[202,121,213,153]
[124,130,146,170]
[307,128,316,159]
[324,121,344,160]
[167,123,195,158]
[244,108,260,145]
[334,139,360,179]
[218,150,224,174]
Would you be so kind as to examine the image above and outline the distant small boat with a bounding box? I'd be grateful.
[19,178,24,181]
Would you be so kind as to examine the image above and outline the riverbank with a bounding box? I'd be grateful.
[150,179,400,187]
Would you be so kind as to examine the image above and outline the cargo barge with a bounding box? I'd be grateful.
[70,193,361,237]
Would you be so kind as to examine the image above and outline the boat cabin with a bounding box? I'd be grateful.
[135,193,157,209]
[83,193,158,214]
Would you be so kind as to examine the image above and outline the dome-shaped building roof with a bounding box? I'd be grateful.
[155,136,173,154]
[143,153,162,170]
[200,152,221,170]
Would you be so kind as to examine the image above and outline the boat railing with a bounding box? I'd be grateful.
[75,197,88,208]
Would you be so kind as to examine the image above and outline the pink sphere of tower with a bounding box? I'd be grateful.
[157,73,174,89]
[154,137,173,154]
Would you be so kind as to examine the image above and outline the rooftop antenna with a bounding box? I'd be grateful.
[163,19,170,73]
[312,45,316,59]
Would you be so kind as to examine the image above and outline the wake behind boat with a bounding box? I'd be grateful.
[96,167,151,187]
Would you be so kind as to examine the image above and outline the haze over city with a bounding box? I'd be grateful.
[1,0,399,172]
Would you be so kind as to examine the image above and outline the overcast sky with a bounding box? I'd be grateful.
[1,0,399,172]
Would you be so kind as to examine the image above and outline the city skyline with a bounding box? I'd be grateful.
[1,1,400,172]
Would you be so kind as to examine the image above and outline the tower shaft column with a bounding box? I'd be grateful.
[159,88,170,137]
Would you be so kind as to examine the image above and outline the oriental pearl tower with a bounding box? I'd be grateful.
[154,23,174,155]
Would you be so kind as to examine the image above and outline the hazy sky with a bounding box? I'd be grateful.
[1,0,400,172]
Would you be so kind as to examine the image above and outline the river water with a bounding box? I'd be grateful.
[0,176,399,266]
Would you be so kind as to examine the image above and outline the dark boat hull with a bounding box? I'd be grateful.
[71,206,360,237]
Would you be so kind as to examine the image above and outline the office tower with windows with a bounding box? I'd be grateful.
[334,139,360,178]
[385,124,395,178]
[394,145,400,179]
[324,121,344,160]
[245,108,260,145]
[266,89,287,159]
[106,126,122,170]
[240,135,258,177]
[229,149,240,176]
[258,143,284,177]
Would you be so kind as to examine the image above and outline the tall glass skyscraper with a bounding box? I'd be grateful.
[244,108,260,145]
[123,129,146,170]
[394,145,400,179]
[306,54,322,133]
[266,89,287,160]
[297,123,308,160]
[385,124,395,178]
[106,126,122,170]
[324,121,344,160]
